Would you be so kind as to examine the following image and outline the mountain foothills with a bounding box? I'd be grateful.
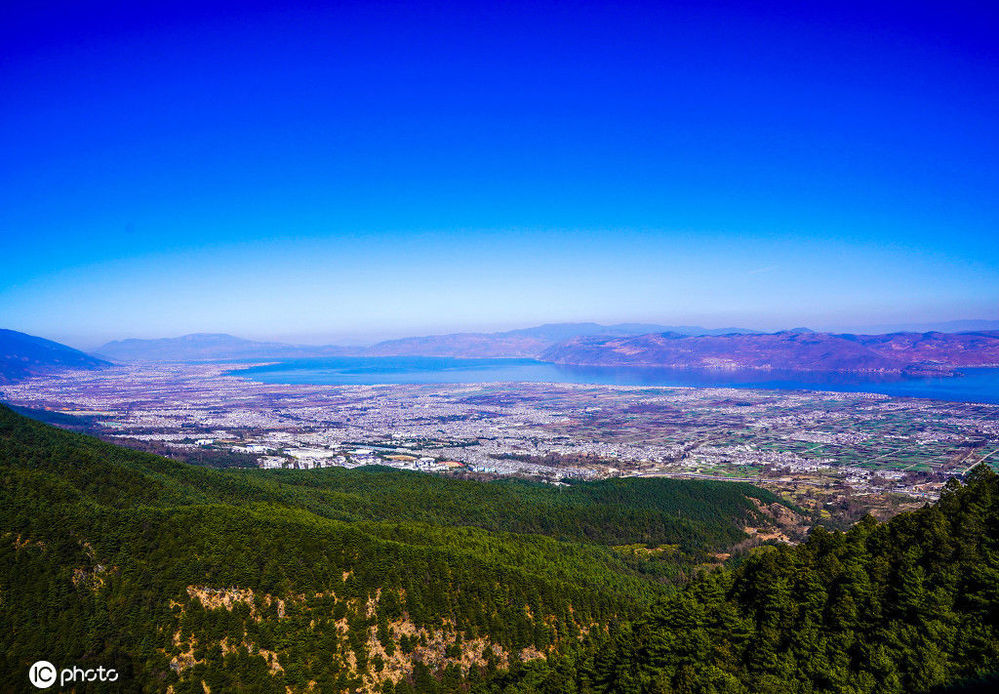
[3,404,999,693]
[0,329,109,384]
[89,326,999,374]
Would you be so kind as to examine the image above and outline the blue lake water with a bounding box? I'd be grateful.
[228,357,999,404]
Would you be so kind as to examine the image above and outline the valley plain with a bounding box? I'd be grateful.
[4,361,997,524]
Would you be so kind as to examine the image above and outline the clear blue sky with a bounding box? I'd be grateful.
[2,0,998,347]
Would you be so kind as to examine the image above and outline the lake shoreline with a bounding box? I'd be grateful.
[225,357,999,404]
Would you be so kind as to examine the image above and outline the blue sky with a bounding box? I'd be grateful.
[2,1,998,347]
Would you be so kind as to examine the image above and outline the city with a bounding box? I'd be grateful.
[4,361,997,520]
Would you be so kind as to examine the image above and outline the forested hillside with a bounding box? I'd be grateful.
[503,467,999,694]
[5,402,996,693]
[0,405,785,693]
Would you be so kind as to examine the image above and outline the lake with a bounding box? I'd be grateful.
[228,357,999,404]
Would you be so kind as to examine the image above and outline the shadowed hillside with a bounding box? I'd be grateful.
[0,329,110,384]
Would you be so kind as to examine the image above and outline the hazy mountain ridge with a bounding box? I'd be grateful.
[0,329,110,384]
[12,319,995,371]
[23,322,999,373]
[93,323,760,361]
[366,323,761,358]
[542,330,999,374]
[845,319,999,334]
[96,332,354,361]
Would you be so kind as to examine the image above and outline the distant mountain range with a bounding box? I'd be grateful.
[95,333,353,362]
[94,322,999,374]
[363,322,759,358]
[542,330,999,375]
[97,323,760,361]
[5,322,999,378]
[843,319,999,334]
[0,329,110,384]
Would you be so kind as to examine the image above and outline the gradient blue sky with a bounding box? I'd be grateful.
[2,0,998,348]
